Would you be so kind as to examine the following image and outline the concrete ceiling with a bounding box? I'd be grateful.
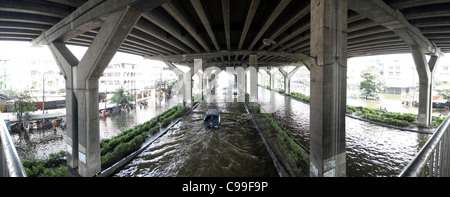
[1,0,449,67]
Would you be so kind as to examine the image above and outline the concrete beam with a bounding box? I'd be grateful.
[258,4,310,51]
[162,1,211,52]
[32,0,170,46]
[238,0,260,50]
[190,0,220,51]
[222,0,231,51]
[309,0,347,177]
[247,0,291,50]
[148,50,310,62]
[142,10,202,53]
[348,0,442,56]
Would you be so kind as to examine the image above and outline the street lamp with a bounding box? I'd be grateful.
[42,71,49,114]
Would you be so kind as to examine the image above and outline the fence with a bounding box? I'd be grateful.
[399,115,450,177]
[0,112,27,177]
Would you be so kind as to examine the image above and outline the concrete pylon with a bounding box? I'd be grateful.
[48,7,141,177]
[279,66,301,94]
[309,0,347,177]
[248,55,258,102]
[410,45,440,127]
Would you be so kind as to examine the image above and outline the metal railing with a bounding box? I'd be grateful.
[0,113,27,177]
[399,115,450,177]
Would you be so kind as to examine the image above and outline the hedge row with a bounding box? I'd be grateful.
[251,104,309,173]
[346,105,416,127]
[288,92,310,103]
[100,105,189,168]
[21,150,67,177]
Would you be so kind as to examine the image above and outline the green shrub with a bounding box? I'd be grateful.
[100,105,189,168]
[22,151,67,177]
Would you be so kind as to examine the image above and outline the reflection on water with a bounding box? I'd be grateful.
[114,98,278,177]
[258,87,431,177]
[12,84,433,177]
[13,93,181,159]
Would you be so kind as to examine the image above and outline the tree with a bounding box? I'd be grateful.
[439,88,450,103]
[360,65,385,94]
[111,87,133,107]
[11,90,36,131]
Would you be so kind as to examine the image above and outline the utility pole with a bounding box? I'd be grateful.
[42,72,47,114]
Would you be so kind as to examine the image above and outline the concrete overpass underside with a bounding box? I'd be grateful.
[1,0,450,177]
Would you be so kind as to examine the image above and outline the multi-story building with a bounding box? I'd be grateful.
[383,57,417,94]
[435,55,450,86]
[98,60,178,100]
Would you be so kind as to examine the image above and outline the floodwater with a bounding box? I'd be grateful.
[11,84,433,177]
[114,92,278,177]
[258,87,431,177]
[12,92,181,159]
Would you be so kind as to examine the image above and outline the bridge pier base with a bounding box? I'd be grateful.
[309,0,347,177]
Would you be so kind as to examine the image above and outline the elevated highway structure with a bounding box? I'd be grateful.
[0,0,449,176]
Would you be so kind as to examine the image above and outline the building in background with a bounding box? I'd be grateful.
[383,58,417,95]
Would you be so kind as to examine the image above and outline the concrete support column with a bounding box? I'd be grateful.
[279,66,300,94]
[48,42,79,169]
[309,0,347,177]
[285,66,302,94]
[48,6,141,177]
[266,67,275,89]
[259,67,268,87]
[279,67,288,92]
[193,59,203,103]
[249,55,258,102]
[410,46,439,127]
[182,72,192,107]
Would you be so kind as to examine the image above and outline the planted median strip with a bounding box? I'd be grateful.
[21,105,190,177]
[263,85,447,129]
[100,105,189,168]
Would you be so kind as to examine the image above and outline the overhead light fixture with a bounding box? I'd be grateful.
[263,38,277,46]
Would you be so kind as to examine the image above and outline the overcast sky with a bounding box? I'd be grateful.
[1,40,449,75]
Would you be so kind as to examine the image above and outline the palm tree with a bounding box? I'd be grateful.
[111,86,133,108]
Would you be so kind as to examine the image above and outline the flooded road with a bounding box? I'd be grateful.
[114,100,279,177]
[13,92,180,159]
[258,87,431,177]
[12,83,432,177]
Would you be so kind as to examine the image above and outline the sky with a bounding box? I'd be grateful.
[1,40,449,77]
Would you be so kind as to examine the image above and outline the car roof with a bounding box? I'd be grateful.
[205,109,220,116]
